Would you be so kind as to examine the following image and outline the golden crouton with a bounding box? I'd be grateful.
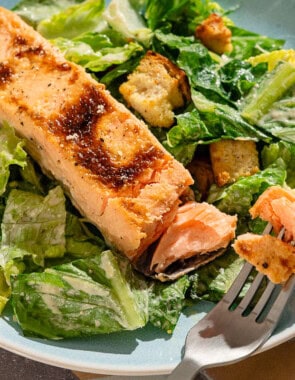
[233,233,295,284]
[209,139,259,187]
[195,13,233,55]
[119,51,190,128]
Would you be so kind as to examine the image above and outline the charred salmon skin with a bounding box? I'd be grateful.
[0,7,193,262]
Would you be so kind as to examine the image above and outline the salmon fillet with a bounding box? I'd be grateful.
[0,7,193,262]
[150,201,237,274]
[233,233,295,283]
[249,186,295,235]
[250,185,295,241]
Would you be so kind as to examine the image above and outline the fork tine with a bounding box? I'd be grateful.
[250,280,277,319]
[236,272,265,313]
[265,275,295,323]
[222,222,274,307]
[222,262,253,306]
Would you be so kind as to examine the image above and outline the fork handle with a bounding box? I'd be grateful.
[167,356,203,379]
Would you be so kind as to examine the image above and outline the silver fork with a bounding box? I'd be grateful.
[168,224,295,379]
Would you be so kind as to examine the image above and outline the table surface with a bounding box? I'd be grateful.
[1,340,294,380]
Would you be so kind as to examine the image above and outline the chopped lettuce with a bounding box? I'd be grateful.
[13,0,84,27]
[1,186,66,266]
[53,36,143,72]
[188,249,245,302]
[207,164,286,215]
[0,267,10,313]
[241,62,295,125]
[262,141,295,188]
[145,0,226,36]
[148,275,189,333]
[65,213,106,258]
[103,0,152,46]
[229,26,285,60]
[257,89,295,144]
[37,0,107,39]
[0,122,27,196]
[11,251,149,338]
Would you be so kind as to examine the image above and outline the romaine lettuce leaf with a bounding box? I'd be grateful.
[65,213,106,258]
[207,164,286,215]
[53,36,143,72]
[188,249,244,302]
[0,122,27,197]
[37,0,106,39]
[241,62,295,125]
[262,141,295,188]
[145,0,226,36]
[257,89,295,144]
[11,251,149,338]
[1,186,66,266]
[148,275,189,333]
[0,267,10,313]
[219,59,267,101]
[103,0,152,46]
[230,26,285,60]
[13,0,84,27]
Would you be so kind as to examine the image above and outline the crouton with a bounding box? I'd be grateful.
[209,140,259,187]
[195,13,233,55]
[187,155,214,199]
[119,51,190,128]
[233,233,295,284]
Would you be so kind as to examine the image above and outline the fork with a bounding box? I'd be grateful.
[168,224,295,379]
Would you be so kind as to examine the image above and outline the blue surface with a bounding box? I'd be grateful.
[0,0,294,375]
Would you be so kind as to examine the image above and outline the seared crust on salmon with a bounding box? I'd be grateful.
[0,8,193,261]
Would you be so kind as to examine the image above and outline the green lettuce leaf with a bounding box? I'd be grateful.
[0,267,11,313]
[145,0,226,36]
[103,0,152,46]
[256,88,295,144]
[1,186,66,266]
[207,164,286,215]
[53,36,143,72]
[188,249,244,302]
[65,213,106,258]
[261,141,295,188]
[13,0,84,27]
[148,275,189,333]
[37,0,106,39]
[0,122,27,197]
[230,26,285,60]
[241,62,295,125]
[11,251,149,338]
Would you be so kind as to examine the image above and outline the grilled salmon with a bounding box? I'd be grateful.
[0,7,193,262]
[150,201,237,275]
[233,233,295,284]
[250,185,295,240]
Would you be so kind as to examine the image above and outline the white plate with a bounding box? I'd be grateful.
[0,0,294,376]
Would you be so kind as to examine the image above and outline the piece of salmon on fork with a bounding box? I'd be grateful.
[0,7,193,262]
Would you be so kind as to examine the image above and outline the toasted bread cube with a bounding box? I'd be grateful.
[210,140,259,187]
[187,155,214,199]
[233,233,295,284]
[119,51,190,128]
[195,13,233,55]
